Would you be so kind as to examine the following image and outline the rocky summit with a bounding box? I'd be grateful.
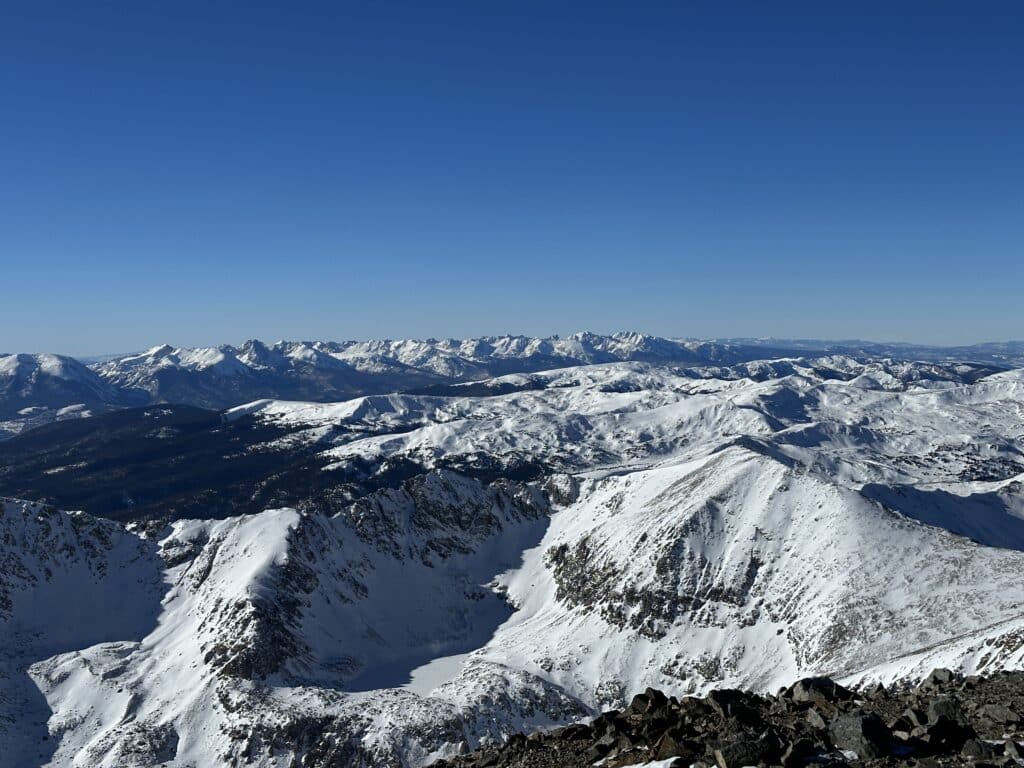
[433,669,1024,768]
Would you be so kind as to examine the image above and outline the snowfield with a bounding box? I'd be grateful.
[2,356,1024,767]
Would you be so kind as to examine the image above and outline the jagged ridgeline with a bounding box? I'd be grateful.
[2,333,1020,439]
[1,356,1023,767]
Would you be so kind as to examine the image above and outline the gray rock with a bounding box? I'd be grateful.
[653,729,695,761]
[806,708,828,731]
[919,668,957,691]
[705,689,764,727]
[980,703,1021,724]
[828,711,892,759]
[781,737,819,767]
[864,681,888,700]
[787,677,856,706]
[903,707,929,728]
[713,730,783,767]
[927,695,964,724]
[961,738,996,759]
[585,732,617,761]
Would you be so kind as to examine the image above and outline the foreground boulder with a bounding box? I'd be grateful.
[787,676,857,708]
[827,711,891,759]
[430,669,1024,768]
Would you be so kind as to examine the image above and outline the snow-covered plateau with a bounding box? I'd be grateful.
[2,354,1024,767]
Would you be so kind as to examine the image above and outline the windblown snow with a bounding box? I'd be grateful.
[3,357,1024,767]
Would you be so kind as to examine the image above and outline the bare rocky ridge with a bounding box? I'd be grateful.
[433,669,1024,768]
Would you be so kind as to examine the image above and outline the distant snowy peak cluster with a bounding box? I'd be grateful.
[84,333,1024,383]
[93,333,761,385]
[2,332,1022,438]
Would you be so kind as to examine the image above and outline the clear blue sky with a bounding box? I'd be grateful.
[2,2,1021,355]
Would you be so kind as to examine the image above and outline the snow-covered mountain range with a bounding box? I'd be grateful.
[3,333,1022,439]
[2,352,1024,767]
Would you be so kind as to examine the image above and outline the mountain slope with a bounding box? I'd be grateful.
[479,447,1024,703]
[0,499,164,767]
[4,358,1024,767]
[0,354,138,438]
[21,473,568,768]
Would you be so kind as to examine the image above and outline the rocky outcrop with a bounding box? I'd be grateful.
[432,669,1024,767]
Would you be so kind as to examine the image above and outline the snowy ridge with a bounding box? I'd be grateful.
[3,357,1024,766]
[3,333,1021,438]
[91,334,1024,391]
[16,473,560,767]
[0,499,164,766]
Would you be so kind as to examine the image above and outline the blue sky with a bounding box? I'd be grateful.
[2,2,1022,355]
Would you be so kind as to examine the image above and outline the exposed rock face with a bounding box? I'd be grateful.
[432,669,1024,768]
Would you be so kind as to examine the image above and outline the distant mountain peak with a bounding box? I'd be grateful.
[1,334,1022,440]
